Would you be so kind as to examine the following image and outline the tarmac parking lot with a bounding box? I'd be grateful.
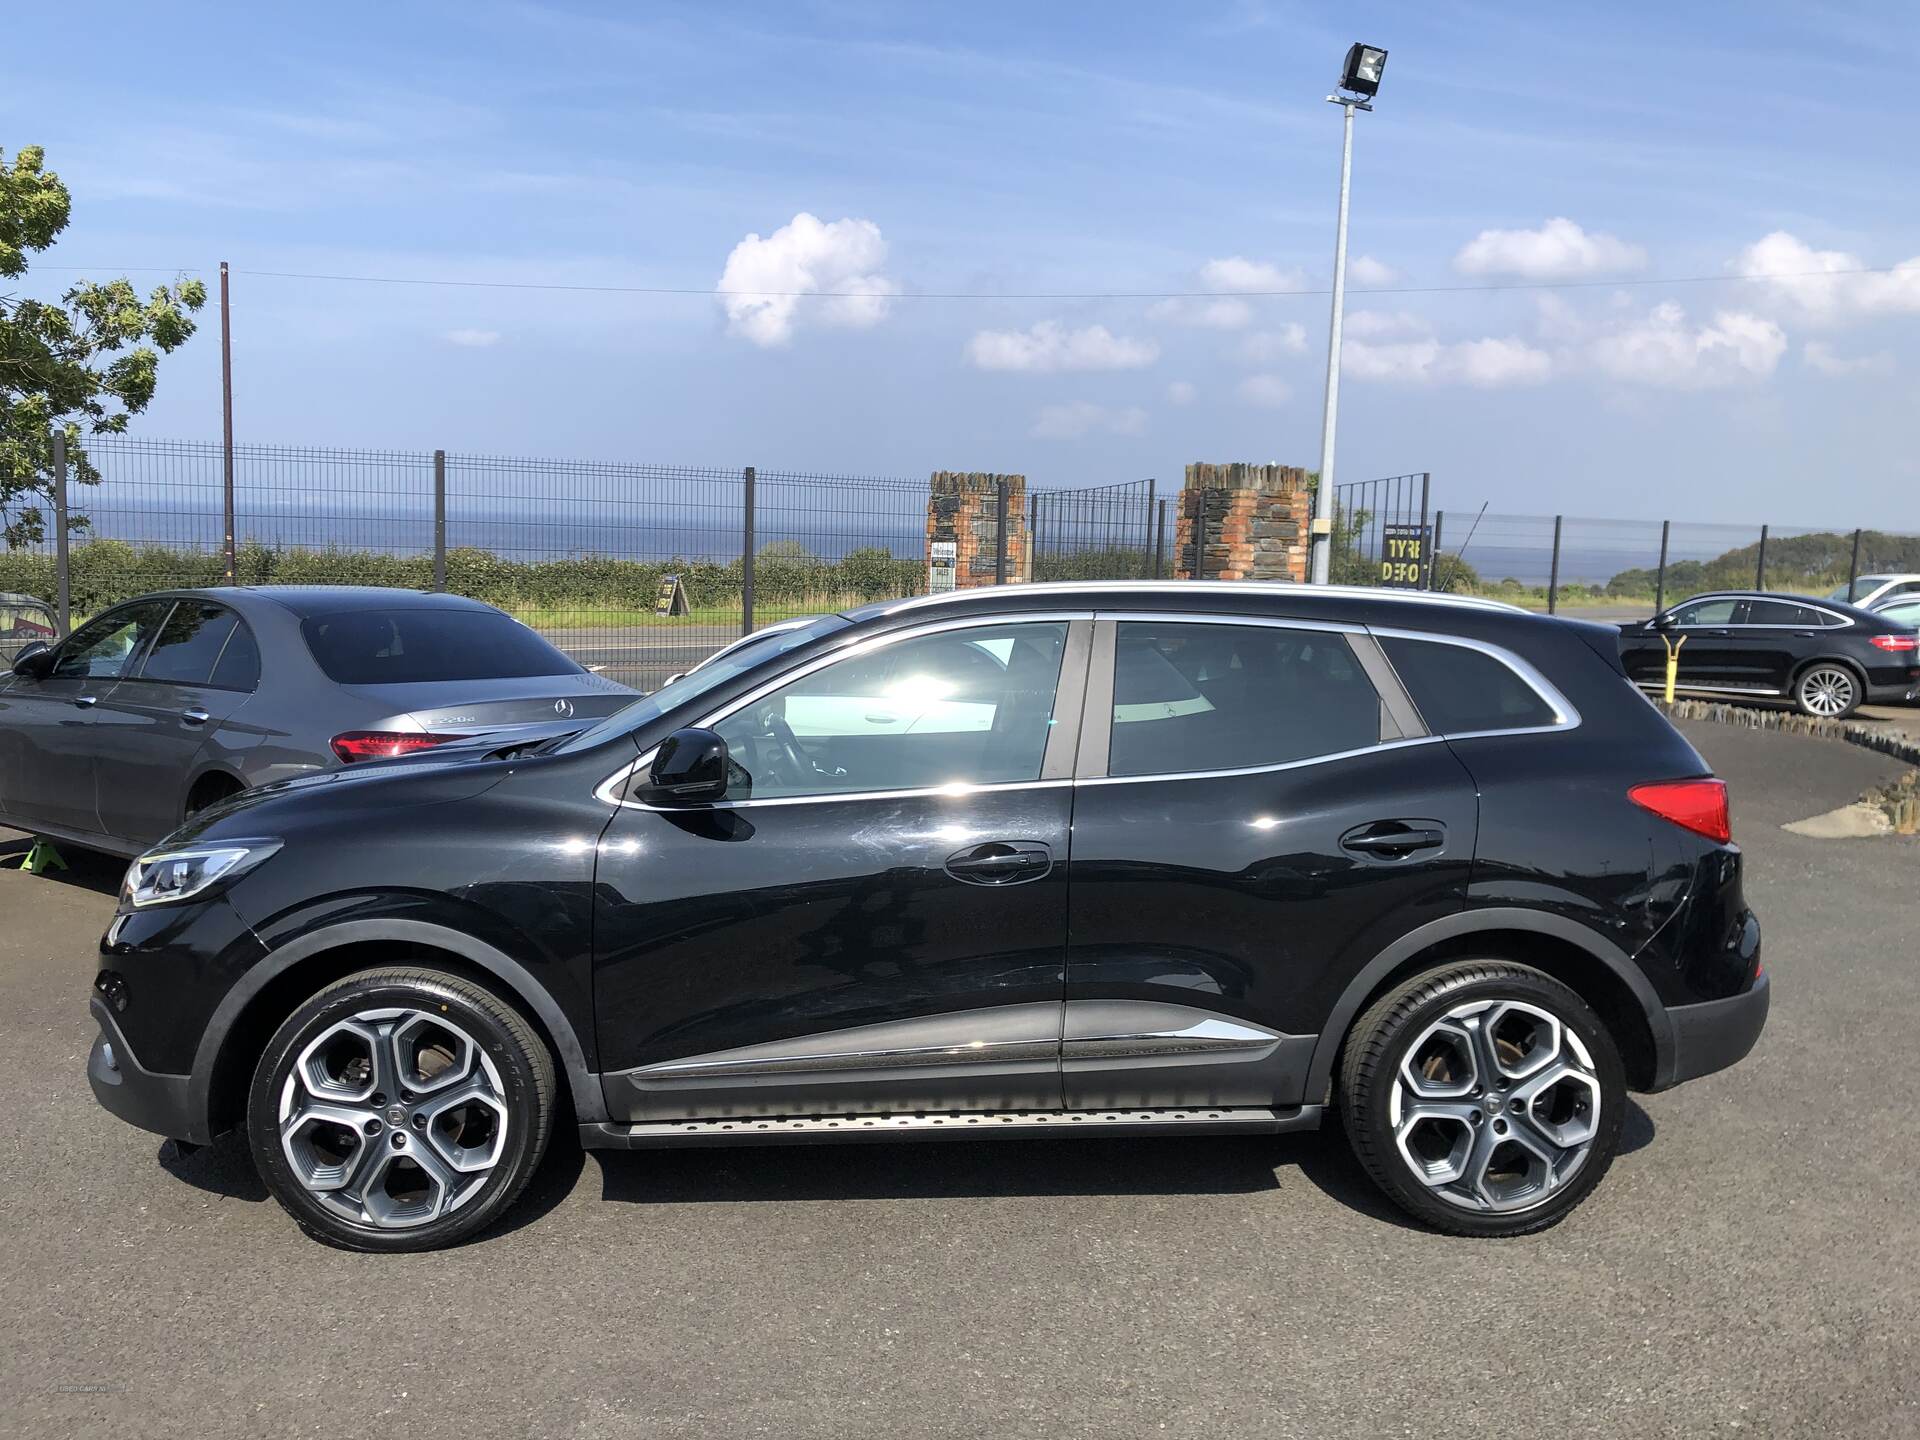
[1,720,1915,1439]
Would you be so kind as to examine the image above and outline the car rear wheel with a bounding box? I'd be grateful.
[1793,663,1860,720]
[1336,962,1626,1238]
[247,967,555,1252]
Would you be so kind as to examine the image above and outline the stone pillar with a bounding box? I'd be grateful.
[1173,463,1311,582]
[927,472,1027,589]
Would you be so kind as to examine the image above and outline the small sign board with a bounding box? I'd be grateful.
[1378,524,1428,589]
[653,573,690,617]
[928,540,957,594]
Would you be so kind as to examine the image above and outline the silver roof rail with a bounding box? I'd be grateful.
[867,580,1531,618]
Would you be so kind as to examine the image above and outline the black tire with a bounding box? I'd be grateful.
[1791,661,1863,721]
[247,966,555,1252]
[1336,961,1626,1238]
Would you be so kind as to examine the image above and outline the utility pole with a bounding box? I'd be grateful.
[220,260,236,583]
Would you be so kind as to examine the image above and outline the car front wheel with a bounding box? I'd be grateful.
[247,966,555,1252]
[1336,962,1626,1238]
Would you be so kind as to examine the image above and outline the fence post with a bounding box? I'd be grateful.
[1417,472,1432,588]
[994,478,1010,584]
[1143,479,1157,579]
[1027,491,1041,584]
[1547,515,1564,615]
[1755,525,1769,591]
[1848,528,1862,596]
[51,430,71,635]
[1152,499,1167,580]
[741,467,756,636]
[432,449,447,592]
[1427,510,1444,591]
[1654,519,1671,616]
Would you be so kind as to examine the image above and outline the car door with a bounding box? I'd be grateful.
[1732,598,1829,695]
[0,600,170,835]
[1661,596,1748,693]
[1060,614,1479,1112]
[91,600,259,845]
[591,613,1091,1122]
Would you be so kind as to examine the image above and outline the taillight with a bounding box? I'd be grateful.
[330,731,458,764]
[1869,633,1918,652]
[1630,778,1732,844]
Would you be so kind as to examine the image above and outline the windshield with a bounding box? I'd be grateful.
[1830,576,1894,603]
[553,613,850,753]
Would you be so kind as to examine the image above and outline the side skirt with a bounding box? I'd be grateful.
[579,1103,1323,1150]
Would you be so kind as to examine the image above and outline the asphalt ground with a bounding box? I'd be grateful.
[0,721,1915,1439]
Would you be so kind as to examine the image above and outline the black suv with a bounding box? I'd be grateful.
[88,582,1768,1250]
[1617,590,1920,719]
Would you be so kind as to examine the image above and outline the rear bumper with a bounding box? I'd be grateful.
[1864,680,1919,706]
[87,997,206,1144]
[1656,971,1770,1090]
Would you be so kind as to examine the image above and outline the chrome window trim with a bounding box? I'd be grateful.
[867,579,1528,618]
[1369,627,1582,738]
[1074,733,1446,789]
[1660,594,1856,630]
[596,609,1094,810]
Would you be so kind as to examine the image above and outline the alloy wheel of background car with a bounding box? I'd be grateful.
[248,967,554,1252]
[1337,962,1626,1238]
[1794,664,1859,720]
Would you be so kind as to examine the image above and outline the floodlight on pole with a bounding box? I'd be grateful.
[1308,43,1388,586]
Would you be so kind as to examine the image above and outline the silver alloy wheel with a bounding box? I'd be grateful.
[1797,665,1856,718]
[278,1007,509,1230]
[1388,999,1601,1214]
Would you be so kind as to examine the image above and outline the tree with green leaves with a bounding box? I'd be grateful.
[1,144,206,548]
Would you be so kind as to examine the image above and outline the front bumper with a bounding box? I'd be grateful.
[87,997,205,1144]
[1658,971,1770,1089]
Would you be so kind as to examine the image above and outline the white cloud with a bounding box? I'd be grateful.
[1589,303,1786,388]
[1166,380,1197,406]
[1235,373,1292,408]
[717,212,898,347]
[1349,255,1398,286]
[1730,231,1920,326]
[1803,340,1894,377]
[1342,310,1427,340]
[1200,256,1307,293]
[966,320,1158,372]
[1345,336,1553,388]
[444,328,502,347]
[1148,296,1252,329]
[1031,402,1149,439]
[1238,323,1309,363]
[1454,217,1647,280]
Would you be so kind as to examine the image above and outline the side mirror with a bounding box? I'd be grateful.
[1650,612,1677,632]
[636,727,729,805]
[11,643,54,678]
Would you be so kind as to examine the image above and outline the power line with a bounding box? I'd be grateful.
[22,261,1910,301]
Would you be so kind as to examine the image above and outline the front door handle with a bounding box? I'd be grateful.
[182,708,210,725]
[1340,822,1446,859]
[945,841,1052,885]
[73,695,97,709]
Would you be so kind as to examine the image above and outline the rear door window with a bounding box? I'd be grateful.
[301,609,582,684]
[1378,636,1561,736]
[137,602,240,684]
[1107,622,1384,777]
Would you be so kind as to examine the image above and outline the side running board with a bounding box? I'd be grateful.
[579,1105,1323,1150]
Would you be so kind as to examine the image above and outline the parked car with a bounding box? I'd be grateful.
[1616,590,1920,718]
[0,591,58,664]
[86,580,1769,1250]
[1828,573,1920,610]
[1870,595,1920,630]
[0,587,635,857]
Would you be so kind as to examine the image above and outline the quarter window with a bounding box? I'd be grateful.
[710,622,1069,800]
[1107,622,1384,777]
[1379,636,1559,736]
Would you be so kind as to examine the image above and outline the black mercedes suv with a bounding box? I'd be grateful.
[87,582,1768,1250]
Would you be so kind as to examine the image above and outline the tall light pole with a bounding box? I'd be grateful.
[1309,43,1388,585]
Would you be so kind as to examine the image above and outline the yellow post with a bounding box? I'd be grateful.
[1662,633,1688,704]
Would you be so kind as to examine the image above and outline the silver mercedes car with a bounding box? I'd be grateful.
[0,586,637,857]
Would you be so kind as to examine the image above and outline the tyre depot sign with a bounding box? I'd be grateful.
[1378,524,1428,589]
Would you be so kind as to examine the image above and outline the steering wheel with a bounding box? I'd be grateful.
[762,711,816,786]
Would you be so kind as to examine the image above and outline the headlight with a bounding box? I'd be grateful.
[121,840,282,909]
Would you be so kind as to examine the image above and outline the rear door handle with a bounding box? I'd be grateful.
[182,708,210,725]
[945,841,1052,885]
[73,695,97,709]
[1340,822,1446,859]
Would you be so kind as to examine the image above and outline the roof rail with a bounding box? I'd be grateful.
[868,580,1531,618]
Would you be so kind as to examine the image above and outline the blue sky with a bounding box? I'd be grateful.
[7,0,1920,525]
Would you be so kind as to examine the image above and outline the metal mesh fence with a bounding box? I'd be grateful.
[1330,474,1430,587]
[1030,479,1161,581]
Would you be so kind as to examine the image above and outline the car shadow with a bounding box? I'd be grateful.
[0,833,125,898]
